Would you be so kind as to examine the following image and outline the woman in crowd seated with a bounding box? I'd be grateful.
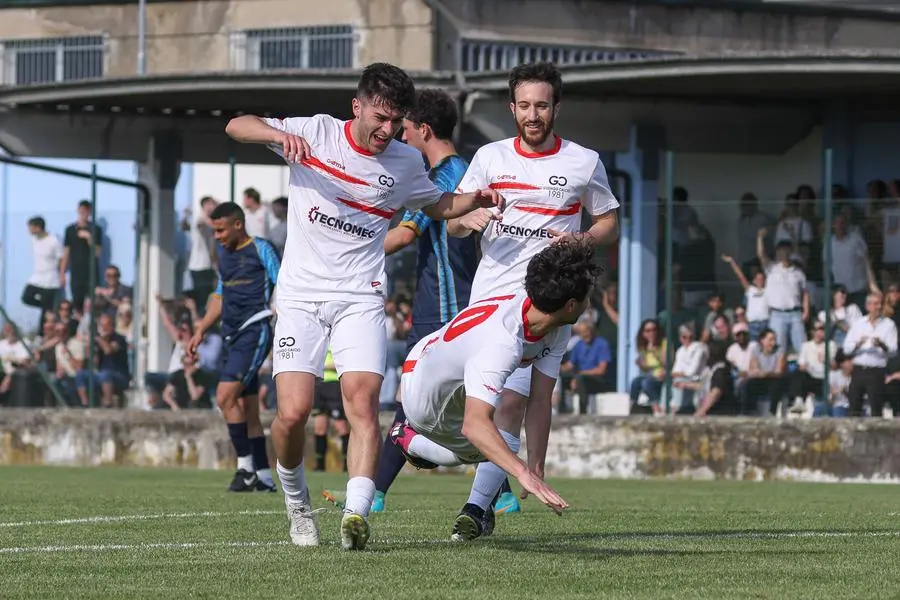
[822,350,853,418]
[629,318,666,415]
[788,320,836,414]
[669,323,707,413]
[743,328,787,416]
[693,341,738,417]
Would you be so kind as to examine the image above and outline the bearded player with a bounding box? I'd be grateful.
[445,61,620,531]
[391,241,601,540]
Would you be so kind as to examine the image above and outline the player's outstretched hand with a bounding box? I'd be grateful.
[279,132,312,164]
[473,188,505,212]
[459,208,499,233]
[516,470,569,515]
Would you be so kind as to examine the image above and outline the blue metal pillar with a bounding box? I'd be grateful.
[614,124,665,391]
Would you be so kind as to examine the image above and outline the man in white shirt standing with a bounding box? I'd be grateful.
[241,187,271,240]
[183,196,218,312]
[829,214,869,309]
[23,216,63,330]
[757,230,809,355]
[843,293,898,416]
[446,62,619,526]
[225,62,503,550]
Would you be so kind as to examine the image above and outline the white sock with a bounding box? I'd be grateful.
[344,476,376,517]
[237,455,254,472]
[467,430,520,510]
[409,435,463,466]
[257,468,273,485]
[277,461,309,504]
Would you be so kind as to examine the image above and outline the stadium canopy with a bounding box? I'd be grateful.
[3,54,900,161]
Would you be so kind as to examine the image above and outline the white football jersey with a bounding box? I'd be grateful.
[265,115,444,303]
[458,136,619,302]
[400,292,568,440]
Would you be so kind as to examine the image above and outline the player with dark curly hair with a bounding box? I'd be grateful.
[390,241,600,541]
[224,62,505,551]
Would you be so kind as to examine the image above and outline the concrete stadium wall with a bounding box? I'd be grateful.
[2,409,899,484]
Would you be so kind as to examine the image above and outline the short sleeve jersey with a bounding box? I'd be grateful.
[401,292,568,433]
[457,136,619,302]
[264,115,444,303]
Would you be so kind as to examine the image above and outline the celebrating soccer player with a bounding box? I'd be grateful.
[372,88,478,513]
[188,202,280,493]
[444,61,620,535]
[392,241,601,540]
[224,63,504,550]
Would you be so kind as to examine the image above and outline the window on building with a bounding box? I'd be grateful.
[239,26,355,71]
[459,40,678,73]
[0,35,104,85]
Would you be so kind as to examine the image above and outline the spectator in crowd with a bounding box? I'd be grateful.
[269,196,288,257]
[758,230,808,355]
[669,323,708,413]
[159,352,214,411]
[596,280,619,348]
[115,301,134,345]
[863,179,890,282]
[879,196,900,284]
[22,216,63,329]
[76,313,129,408]
[700,292,734,343]
[145,297,193,408]
[829,214,870,308]
[61,200,103,313]
[818,285,861,346]
[735,192,773,274]
[559,321,613,414]
[0,322,31,396]
[722,254,769,341]
[788,320,836,414]
[630,318,667,415]
[93,265,132,316]
[670,186,699,247]
[184,196,218,312]
[823,350,852,418]
[843,293,898,417]
[676,212,717,308]
[693,341,738,416]
[726,322,757,396]
[744,328,787,416]
[313,348,349,472]
[56,300,79,339]
[773,195,813,257]
[241,187,270,239]
[709,314,733,346]
[49,319,84,405]
[657,287,695,343]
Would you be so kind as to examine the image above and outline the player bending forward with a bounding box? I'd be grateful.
[189,202,280,492]
[446,61,620,521]
[225,62,503,550]
[392,241,599,540]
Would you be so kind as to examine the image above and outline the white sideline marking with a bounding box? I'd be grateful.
[0,509,283,529]
[2,530,900,555]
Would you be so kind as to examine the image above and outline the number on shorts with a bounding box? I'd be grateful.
[443,304,499,342]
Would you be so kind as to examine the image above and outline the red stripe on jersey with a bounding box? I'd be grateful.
[514,135,562,158]
[514,202,581,216]
[402,360,417,373]
[521,298,544,342]
[344,120,375,156]
[472,294,516,304]
[335,196,396,220]
[301,157,370,187]
[489,182,541,191]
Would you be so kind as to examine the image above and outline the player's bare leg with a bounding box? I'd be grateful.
[337,370,383,550]
[241,394,275,491]
[272,371,321,546]
[217,381,258,492]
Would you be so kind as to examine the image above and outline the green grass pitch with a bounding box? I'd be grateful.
[1,465,899,599]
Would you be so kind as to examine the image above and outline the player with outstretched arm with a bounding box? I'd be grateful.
[224,63,504,550]
[391,241,600,539]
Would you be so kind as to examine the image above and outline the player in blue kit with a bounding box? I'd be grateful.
[373,88,492,512]
[188,202,280,492]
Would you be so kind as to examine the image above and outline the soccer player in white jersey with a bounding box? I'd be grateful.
[446,62,620,523]
[224,63,504,550]
[392,241,599,540]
